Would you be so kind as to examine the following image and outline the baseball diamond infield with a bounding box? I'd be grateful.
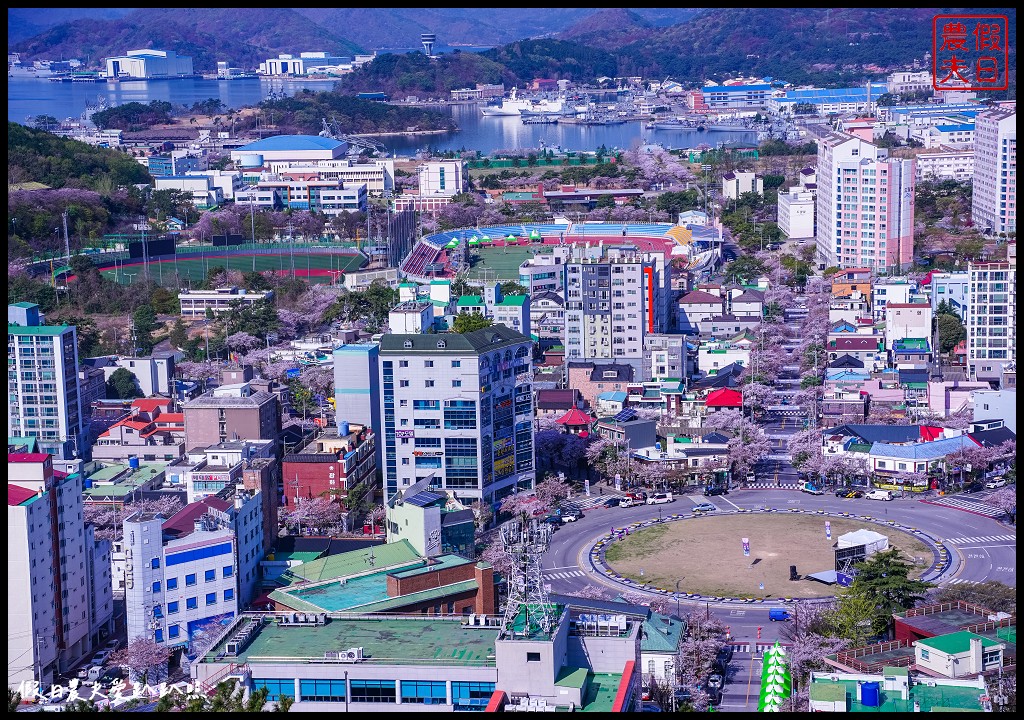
[602,514,933,599]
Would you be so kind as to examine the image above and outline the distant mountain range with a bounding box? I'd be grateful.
[8,7,1014,90]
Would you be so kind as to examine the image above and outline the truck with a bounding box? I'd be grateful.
[619,492,647,508]
[865,489,893,501]
[768,608,791,622]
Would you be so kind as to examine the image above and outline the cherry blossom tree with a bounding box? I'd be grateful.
[778,601,850,684]
[470,500,493,531]
[620,590,671,616]
[726,420,773,479]
[675,610,730,711]
[703,408,745,432]
[535,475,573,507]
[225,331,263,353]
[280,497,345,533]
[787,427,824,470]
[479,531,512,575]
[110,638,172,684]
[84,495,184,542]
[740,382,774,416]
[176,359,220,381]
[566,584,609,600]
[499,491,549,520]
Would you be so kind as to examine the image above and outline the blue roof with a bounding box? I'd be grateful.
[934,124,974,133]
[236,135,345,152]
[778,84,886,103]
[870,435,978,461]
[703,84,771,93]
[597,391,628,402]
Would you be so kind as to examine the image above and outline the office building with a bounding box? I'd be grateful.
[564,246,671,363]
[9,453,114,691]
[378,326,535,504]
[777,188,816,240]
[8,303,87,469]
[104,49,193,79]
[971,104,1016,236]
[815,133,915,272]
[178,287,273,318]
[966,256,1016,383]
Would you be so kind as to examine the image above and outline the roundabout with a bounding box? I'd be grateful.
[589,508,943,604]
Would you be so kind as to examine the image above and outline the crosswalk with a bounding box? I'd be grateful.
[938,578,983,586]
[925,496,1006,518]
[944,534,1016,545]
[729,643,784,654]
[543,569,587,581]
[568,494,626,510]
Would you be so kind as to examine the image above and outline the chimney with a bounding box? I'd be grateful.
[968,636,983,674]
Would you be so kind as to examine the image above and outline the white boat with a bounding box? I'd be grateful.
[480,87,565,117]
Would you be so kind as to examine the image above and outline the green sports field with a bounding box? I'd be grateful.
[464,246,546,282]
[99,252,366,286]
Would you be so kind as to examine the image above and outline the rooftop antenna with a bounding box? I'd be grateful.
[499,516,554,639]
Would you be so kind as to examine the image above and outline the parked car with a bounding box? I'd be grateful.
[865,489,893,501]
[768,608,791,622]
[745,473,756,483]
[706,673,725,691]
[986,477,1007,489]
[963,481,984,493]
[542,514,563,527]
[602,497,623,508]
[560,508,584,522]
[672,688,692,706]
[715,646,734,672]
[647,492,674,505]
[835,488,863,499]
[691,502,717,513]
[704,485,728,496]
[801,483,824,495]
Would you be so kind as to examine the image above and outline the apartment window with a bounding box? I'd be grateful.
[186,597,198,610]
[205,569,216,583]
[399,360,408,368]
[224,588,234,602]
[186,573,197,586]
[451,360,461,368]
[167,601,179,614]
[152,581,161,593]
[424,360,434,368]
[425,380,435,387]
[205,592,217,606]
[167,578,178,590]
[223,566,233,578]
[154,629,163,643]
[452,380,462,388]
[527,652,541,662]
[151,558,160,569]
[400,379,409,388]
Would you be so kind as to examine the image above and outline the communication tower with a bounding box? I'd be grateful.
[499,516,555,638]
[421,33,437,58]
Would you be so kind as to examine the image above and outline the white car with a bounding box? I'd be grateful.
[647,493,674,505]
[985,477,1007,489]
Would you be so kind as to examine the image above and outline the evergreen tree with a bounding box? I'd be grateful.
[107,367,141,399]
[846,548,932,637]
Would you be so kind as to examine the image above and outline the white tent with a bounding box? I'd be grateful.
[837,529,889,555]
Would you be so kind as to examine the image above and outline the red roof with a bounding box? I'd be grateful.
[8,484,38,506]
[556,408,594,426]
[155,413,184,424]
[705,388,743,408]
[919,425,944,442]
[162,497,232,538]
[132,398,172,412]
[7,453,50,463]
[113,420,154,431]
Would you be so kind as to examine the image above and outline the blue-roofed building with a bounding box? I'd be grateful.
[769,83,887,115]
[230,135,349,165]
[869,434,981,481]
[921,123,975,148]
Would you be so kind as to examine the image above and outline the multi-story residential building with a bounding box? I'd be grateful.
[777,188,816,240]
[815,133,915,272]
[643,334,687,382]
[8,303,86,470]
[729,288,765,320]
[872,277,919,321]
[455,287,532,339]
[90,352,176,397]
[721,171,763,200]
[182,382,281,451]
[971,104,1016,236]
[9,453,114,691]
[519,247,569,295]
[928,271,969,321]
[378,326,535,504]
[564,246,671,363]
[676,290,726,335]
[281,423,376,505]
[178,287,273,318]
[915,148,974,181]
[123,484,267,649]
[966,257,1016,383]
[701,83,772,110]
[698,332,753,377]
[390,301,435,334]
[529,291,565,343]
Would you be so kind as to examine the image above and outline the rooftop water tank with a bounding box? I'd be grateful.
[339,421,350,437]
[860,681,880,708]
[128,456,140,470]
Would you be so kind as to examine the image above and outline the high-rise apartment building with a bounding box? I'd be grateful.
[966,252,1016,383]
[564,247,671,364]
[8,303,86,470]
[815,133,915,272]
[378,326,535,504]
[972,104,1016,236]
[8,453,114,691]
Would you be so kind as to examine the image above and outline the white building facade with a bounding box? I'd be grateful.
[777,188,816,240]
[971,104,1016,236]
[966,258,1016,383]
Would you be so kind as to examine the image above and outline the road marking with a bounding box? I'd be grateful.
[545,565,584,571]
[955,544,1016,550]
[719,495,742,510]
[728,610,747,617]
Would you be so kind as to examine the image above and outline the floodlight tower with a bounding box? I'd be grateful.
[421,33,437,57]
[500,516,555,638]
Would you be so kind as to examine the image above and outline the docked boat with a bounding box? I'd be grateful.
[481,87,565,117]
[522,115,559,125]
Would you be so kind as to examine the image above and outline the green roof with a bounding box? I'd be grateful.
[8,437,38,452]
[390,554,472,579]
[278,539,422,586]
[640,612,685,653]
[579,673,623,713]
[457,295,484,306]
[882,666,909,676]
[809,683,846,702]
[204,616,499,667]
[379,325,530,354]
[916,631,1002,655]
[10,302,37,309]
[496,295,527,306]
[351,579,478,614]
[555,667,589,689]
[810,676,987,712]
[8,324,71,336]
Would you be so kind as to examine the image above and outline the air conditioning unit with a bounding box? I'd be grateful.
[342,647,364,662]
[927,681,937,688]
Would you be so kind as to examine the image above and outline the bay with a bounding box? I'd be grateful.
[8,76,759,154]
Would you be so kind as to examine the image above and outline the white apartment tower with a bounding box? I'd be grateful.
[815,132,915,272]
[966,252,1016,383]
[564,246,671,363]
[972,104,1017,236]
[8,303,86,470]
[378,326,535,504]
[8,453,113,691]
